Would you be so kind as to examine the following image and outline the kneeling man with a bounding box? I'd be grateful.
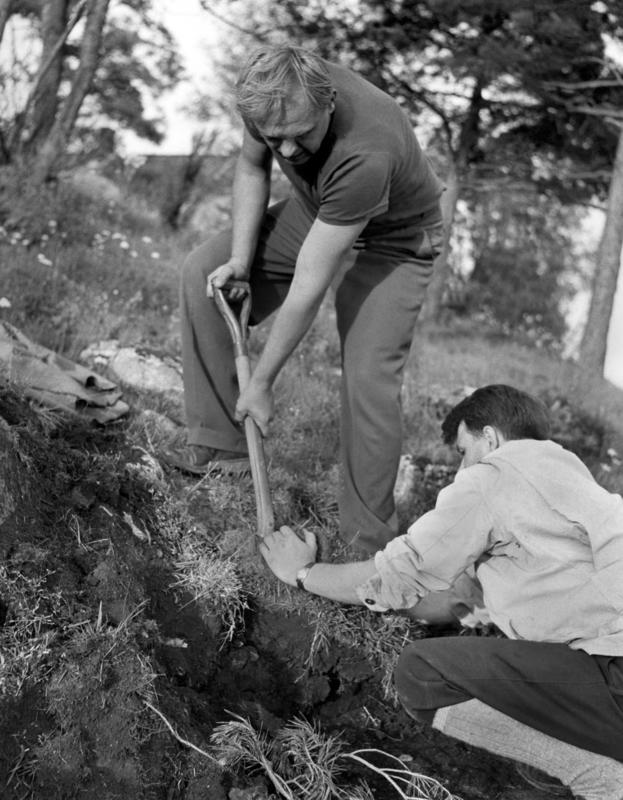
[261,384,623,800]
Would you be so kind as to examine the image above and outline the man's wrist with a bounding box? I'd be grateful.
[228,257,250,279]
[295,562,316,590]
[250,372,273,391]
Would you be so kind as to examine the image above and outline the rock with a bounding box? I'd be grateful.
[394,453,418,509]
[80,342,183,396]
[79,339,120,367]
[108,348,183,395]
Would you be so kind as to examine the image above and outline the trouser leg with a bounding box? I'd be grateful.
[434,699,623,800]
[394,636,623,761]
[335,243,434,554]
[179,200,311,450]
[180,231,246,450]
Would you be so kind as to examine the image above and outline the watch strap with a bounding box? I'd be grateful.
[295,561,316,590]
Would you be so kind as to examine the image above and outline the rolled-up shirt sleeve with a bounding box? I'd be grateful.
[356,465,497,611]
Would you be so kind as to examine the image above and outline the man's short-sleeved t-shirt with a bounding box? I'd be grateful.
[245,61,444,252]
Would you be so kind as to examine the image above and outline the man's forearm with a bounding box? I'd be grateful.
[230,156,271,272]
[259,527,379,606]
[299,560,378,604]
[252,293,321,386]
[251,222,356,387]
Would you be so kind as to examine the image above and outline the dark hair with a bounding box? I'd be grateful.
[441,384,551,444]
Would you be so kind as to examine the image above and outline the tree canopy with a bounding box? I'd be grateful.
[0,0,183,168]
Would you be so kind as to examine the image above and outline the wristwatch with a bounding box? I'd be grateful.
[295,561,316,590]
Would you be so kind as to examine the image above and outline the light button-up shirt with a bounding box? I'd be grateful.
[356,439,623,656]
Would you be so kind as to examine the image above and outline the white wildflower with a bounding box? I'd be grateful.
[37,253,53,266]
[0,297,12,308]
[150,251,160,259]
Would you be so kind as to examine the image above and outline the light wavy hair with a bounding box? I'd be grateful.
[235,44,333,127]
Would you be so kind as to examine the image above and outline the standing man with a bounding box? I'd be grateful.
[168,44,444,554]
[260,385,623,800]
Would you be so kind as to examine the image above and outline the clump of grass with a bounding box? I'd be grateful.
[0,565,62,696]
[253,566,418,704]
[304,600,418,702]
[173,539,249,643]
[210,713,461,800]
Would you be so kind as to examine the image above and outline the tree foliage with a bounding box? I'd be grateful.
[465,189,584,345]
[0,0,183,172]
[29,0,111,183]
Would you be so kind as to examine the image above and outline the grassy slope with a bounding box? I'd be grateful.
[408,325,623,450]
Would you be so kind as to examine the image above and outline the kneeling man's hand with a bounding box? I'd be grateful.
[260,526,317,586]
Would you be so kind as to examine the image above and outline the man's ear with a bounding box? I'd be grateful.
[482,425,501,451]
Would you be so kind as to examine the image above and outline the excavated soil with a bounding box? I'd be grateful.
[0,385,582,800]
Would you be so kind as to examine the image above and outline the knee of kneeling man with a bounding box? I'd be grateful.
[394,645,430,707]
[394,647,440,726]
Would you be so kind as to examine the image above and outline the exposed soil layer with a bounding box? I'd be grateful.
[3,384,612,799]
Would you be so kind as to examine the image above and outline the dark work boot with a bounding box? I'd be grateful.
[162,444,250,476]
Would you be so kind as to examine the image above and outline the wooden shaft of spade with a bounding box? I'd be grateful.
[213,281,274,539]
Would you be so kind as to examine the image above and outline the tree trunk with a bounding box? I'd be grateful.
[10,0,86,155]
[31,0,110,184]
[0,0,12,46]
[26,0,68,149]
[578,127,623,378]
[418,160,461,321]
[419,79,483,321]
[1,0,16,161]
[163,133,214,229]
